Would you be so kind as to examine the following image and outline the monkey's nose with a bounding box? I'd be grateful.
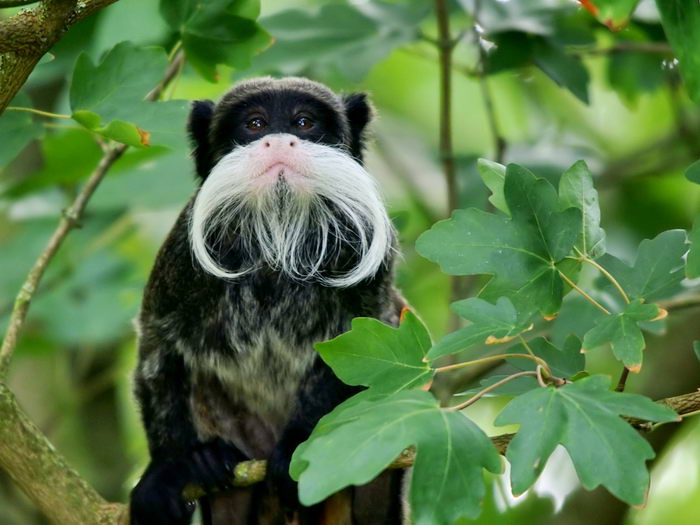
[262,135,298,149]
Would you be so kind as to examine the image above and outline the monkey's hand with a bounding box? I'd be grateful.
[130,459,195,525]
[131,439,246,525]
[186,438,248,494]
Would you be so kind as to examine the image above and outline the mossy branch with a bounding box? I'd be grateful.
[0,0,121,113]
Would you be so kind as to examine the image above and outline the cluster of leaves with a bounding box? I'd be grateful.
[0,0,694,169]
[292,160,699,523]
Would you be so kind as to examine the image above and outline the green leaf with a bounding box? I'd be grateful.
[496,375,678,505]
[687,216,700,279]
[479,257,581,317]
[4,129,102,197]
[429,297,532,360]
[0,93,44,168]
[506,164,582,261]
[251,2,428,82]
[477,158,509,214]
[160,0,271,81]
[533,39,590,103]
[417,163,582,316]
[292,390,502,523]
[582,299,660,371]
[595,230,687,301]
[558,160,606,258]
[551,294,606,347]
[315,310,433,394]
[686,159,700,184]
[693,341,700,363]
[657,0,700,101]
[608,45,665,106]
[580,0,641,31]
[69,42,189,148]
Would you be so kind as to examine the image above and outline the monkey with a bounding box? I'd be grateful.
[129,77,408,525]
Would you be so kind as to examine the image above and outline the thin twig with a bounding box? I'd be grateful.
[558,269,612,315]
[450,371,540,411]
[574,253,630,304]
[434,352,551,376]
[0,50,185,379]
[5,106,70,119]
[470,0,506,164]
[0,147,125,379]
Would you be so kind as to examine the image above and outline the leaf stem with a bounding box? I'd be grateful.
[558,269,611,315]
[434,353,549,374]
[167,40,183,62]
[450,371,539,411]
[576,253,630,304]
[615,368,630,392]
[5,106,70,119]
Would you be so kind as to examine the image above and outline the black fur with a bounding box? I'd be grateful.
[343,93,373,162]
[188,100,216,178]
[131,77,405,525]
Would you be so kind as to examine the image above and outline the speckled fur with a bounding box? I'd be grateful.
[132,78,406,524]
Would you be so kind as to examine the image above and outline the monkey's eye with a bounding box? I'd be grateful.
[246,117,267,131]
[293,116,314,130]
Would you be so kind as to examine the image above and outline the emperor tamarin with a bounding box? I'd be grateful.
[129,77,407,524]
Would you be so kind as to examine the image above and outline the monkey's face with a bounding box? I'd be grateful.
[187,78,393,287]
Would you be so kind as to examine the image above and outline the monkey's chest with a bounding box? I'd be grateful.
[187,278,349,457]
[189,328,319,458]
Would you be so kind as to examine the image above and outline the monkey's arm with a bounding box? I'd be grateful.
[130,331,245,524]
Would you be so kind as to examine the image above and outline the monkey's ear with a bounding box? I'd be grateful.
[343,93,374,162]
[188,100,215,178]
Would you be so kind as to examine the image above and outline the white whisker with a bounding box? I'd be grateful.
[189,135,393,287]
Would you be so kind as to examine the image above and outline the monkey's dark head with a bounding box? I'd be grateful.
[187,77,393,288]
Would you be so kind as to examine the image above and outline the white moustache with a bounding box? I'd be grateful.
[189,134,394,287]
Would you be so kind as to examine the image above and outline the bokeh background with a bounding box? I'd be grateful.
[1,0,700,523]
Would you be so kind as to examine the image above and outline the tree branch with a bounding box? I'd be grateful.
[0,0,120,113]
[434,0,457,215]
[180,388,700,499]
[0,383,125,524]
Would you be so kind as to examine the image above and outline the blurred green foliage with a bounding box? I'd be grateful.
[1,0,700,524]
